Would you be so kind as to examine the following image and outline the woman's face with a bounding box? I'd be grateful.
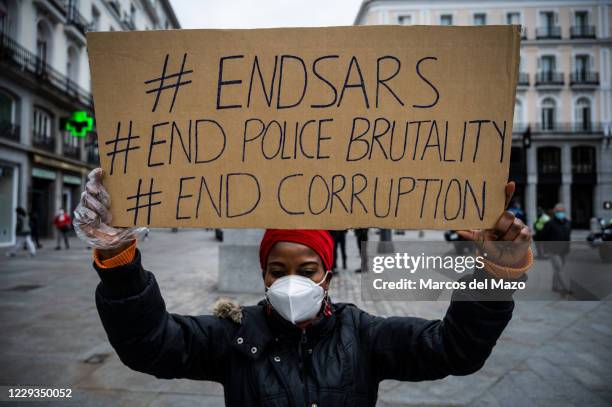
[263,241,330,289]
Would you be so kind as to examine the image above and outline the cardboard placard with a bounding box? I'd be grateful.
[87,25,519,229]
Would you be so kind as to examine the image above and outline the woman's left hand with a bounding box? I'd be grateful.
[457,181,532,267]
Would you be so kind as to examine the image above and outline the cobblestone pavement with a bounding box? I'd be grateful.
[0,229,611,406]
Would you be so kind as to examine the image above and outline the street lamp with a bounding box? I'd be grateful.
[522,125,532,149]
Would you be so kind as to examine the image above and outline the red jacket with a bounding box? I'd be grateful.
[54,213,72,229]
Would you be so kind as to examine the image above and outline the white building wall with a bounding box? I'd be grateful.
[355,0,612,227]
[0,0,180,243]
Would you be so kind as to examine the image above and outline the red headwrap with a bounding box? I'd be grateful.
[259,229,334,271]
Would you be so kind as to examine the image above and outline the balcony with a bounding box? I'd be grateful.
[535,71,564,87]
[122,17,136,30]
[62,142,81,160]
[86,147,99,165]
[570,71,599,86]
[517,72,529,86]
[0,32,93,108]
[32,131,56,152]
[536,26,561,39]
[86,135,99,165]
[512,123,528,134]
[0,121,20,142]
[67,4,90,36]
[531,122,603,134]
[570,25,596,39]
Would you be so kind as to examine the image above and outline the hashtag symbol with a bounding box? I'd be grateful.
[126,178,162,226]
[105,121,141,175]
[144,53,193,113]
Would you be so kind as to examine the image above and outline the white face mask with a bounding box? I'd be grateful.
[265,271,329,324]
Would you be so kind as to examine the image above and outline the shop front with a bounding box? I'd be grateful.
[62,173,83,216]
[0,163,18,246]
[30,167,56,238]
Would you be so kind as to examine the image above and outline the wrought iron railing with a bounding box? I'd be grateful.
[570,25,596,39]
[32,131,56,151]
[0,121,20,142]
[122,18,136,30]
[536,26,561,39]
[67,4,90,34]
[63,141,81,160]
[0,32,93,107]
[570,71,599,86]
[518,72,529,86]
[512,122,603,134]
[535,71,564,86]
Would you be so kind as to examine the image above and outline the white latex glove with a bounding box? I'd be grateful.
[73,168,147,251]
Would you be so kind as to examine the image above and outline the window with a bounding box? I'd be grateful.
[506,12,520,25]
[572,146,595,174]
[574,54,590,76]
[574,97,591,131]
[33,107,52,139]
[130,3,136,25]
[514,98,523,125]
[540,98,556,131]
[63,127,80,153]
[36,20,52,71]
[0,91,14,125]
[574,11,589,28]
[538,147,561,174]
[540,11,556,28]
[91,6,100,31]
[473,13,486,26]
[539,55,556,73]
[0,1,7,35]
[398,15,412,25]
[440,14,452,26]
[66,45,79,84]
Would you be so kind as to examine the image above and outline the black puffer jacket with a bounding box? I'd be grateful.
[95,250,515,407]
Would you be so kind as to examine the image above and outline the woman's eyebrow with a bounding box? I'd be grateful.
[299,261,320,267]
[267,261,286,267]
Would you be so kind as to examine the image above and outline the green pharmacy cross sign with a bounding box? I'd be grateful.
[65,111,94,138]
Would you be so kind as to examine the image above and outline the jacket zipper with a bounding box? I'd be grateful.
[298,329,310,405]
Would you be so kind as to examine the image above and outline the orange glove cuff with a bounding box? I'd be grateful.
[93,240,137,269]
[482,246,533,280]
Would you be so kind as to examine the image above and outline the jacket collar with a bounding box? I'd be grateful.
[231,299,343,359]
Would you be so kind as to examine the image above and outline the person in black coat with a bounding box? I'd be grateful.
[74,169,533,407]
[539,203,571,294]
[329,229,347,270]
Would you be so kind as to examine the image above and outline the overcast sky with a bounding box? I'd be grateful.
[169,0,363,29]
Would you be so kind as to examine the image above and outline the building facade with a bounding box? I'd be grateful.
[355,0,612,228]
[0,0,179,246]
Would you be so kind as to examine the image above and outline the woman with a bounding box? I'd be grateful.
[75,168,532,407]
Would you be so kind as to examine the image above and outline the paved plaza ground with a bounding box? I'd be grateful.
[0,229,611,406]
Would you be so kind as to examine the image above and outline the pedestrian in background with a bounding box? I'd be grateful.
[329,230,347,271]
[29,211,42,249]
[532,207,550,258]
[7,207,36,257]
[354,228,369,255]
[354,228,369,273]
[507,199,526,223]
[53,208,72,250]
[540,203,571,296]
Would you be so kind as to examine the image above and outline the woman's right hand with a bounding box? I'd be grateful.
[73,168,146,259]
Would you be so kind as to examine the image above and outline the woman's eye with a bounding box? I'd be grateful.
[270,269,285,278]
[300,269,317,276]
